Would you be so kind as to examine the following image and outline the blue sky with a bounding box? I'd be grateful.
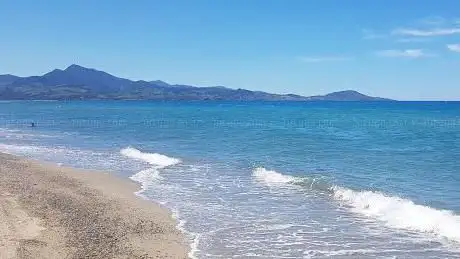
[1,0,460,100]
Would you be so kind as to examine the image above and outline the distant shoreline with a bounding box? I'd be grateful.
[4,99,460,102]
[0,98,399,101]
[1,64,393,101]
[0,152,188,259]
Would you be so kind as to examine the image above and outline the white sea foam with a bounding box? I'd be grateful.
[120,148,196,255]
[120,147,181,191]
[0,128,56,139]
[0,143,60,155]
[172,209,201,259]
[129,168,162,191]
[253,167,460,243]
[253,167,297,186]
[120,147,181,168]
[333,186,460,243]
[304,248,385,257]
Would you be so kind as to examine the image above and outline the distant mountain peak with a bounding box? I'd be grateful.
[332,90,361,94]
[150,80,170,87]
[43,68,63,76]
[64,64,108,75]
[311,90,390,101]
[65,64,88,71]
[0,65,394,101]
[325,90,366,97]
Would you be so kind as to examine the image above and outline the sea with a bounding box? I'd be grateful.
[0,100,459,259]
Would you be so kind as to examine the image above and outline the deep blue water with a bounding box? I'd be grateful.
[1,100,459,258]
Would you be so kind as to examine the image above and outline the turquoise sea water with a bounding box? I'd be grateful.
[1,101,459,258]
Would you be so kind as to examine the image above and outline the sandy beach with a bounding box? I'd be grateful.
[0,152,188,259]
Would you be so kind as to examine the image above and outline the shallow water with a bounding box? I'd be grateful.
[1,101,460,258]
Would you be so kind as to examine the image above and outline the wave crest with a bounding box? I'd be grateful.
[121,147,181,193]
[253,167,332,192]
[333,186,460,242]
[253,167,297,185]
[253,167,460,243]
[120,147,181,168]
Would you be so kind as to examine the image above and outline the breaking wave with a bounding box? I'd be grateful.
[253,167,460,243]
[119,147,198,256]
[120,147,181,191]
[253,167,332,193]
[120,147,181,168]
[253,167,298,185]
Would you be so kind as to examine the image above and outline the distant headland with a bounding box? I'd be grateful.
[0,65,393,101]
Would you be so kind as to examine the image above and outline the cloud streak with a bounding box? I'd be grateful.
[417,16,447,26]
[375,49,433,58]
[362,29,386,40]
[396,38,431,43]
[298,56,351,63]
[392,28,460,37]
[447,44,460,52]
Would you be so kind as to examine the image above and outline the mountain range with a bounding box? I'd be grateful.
[0,65,392,101]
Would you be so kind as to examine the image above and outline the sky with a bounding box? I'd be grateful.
[1,0,460,100]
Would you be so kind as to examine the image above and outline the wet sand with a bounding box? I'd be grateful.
[0,152,188,258]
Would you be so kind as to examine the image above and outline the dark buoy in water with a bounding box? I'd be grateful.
[31,122,35,127]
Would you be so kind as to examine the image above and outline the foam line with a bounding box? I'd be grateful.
[120,147,181,168]
[253,167,460,243]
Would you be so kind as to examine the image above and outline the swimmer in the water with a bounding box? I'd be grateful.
[31,122,35,127]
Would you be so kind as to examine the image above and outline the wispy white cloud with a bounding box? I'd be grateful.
[447,44,460,52]
[417,16,447,26]
[392,28,460,37]
[298,56,351,63]
[362,29,386,40]
[375,49,433,58]
[362,16,460,43]
[363,17,460,45]
[396,38,431,43]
